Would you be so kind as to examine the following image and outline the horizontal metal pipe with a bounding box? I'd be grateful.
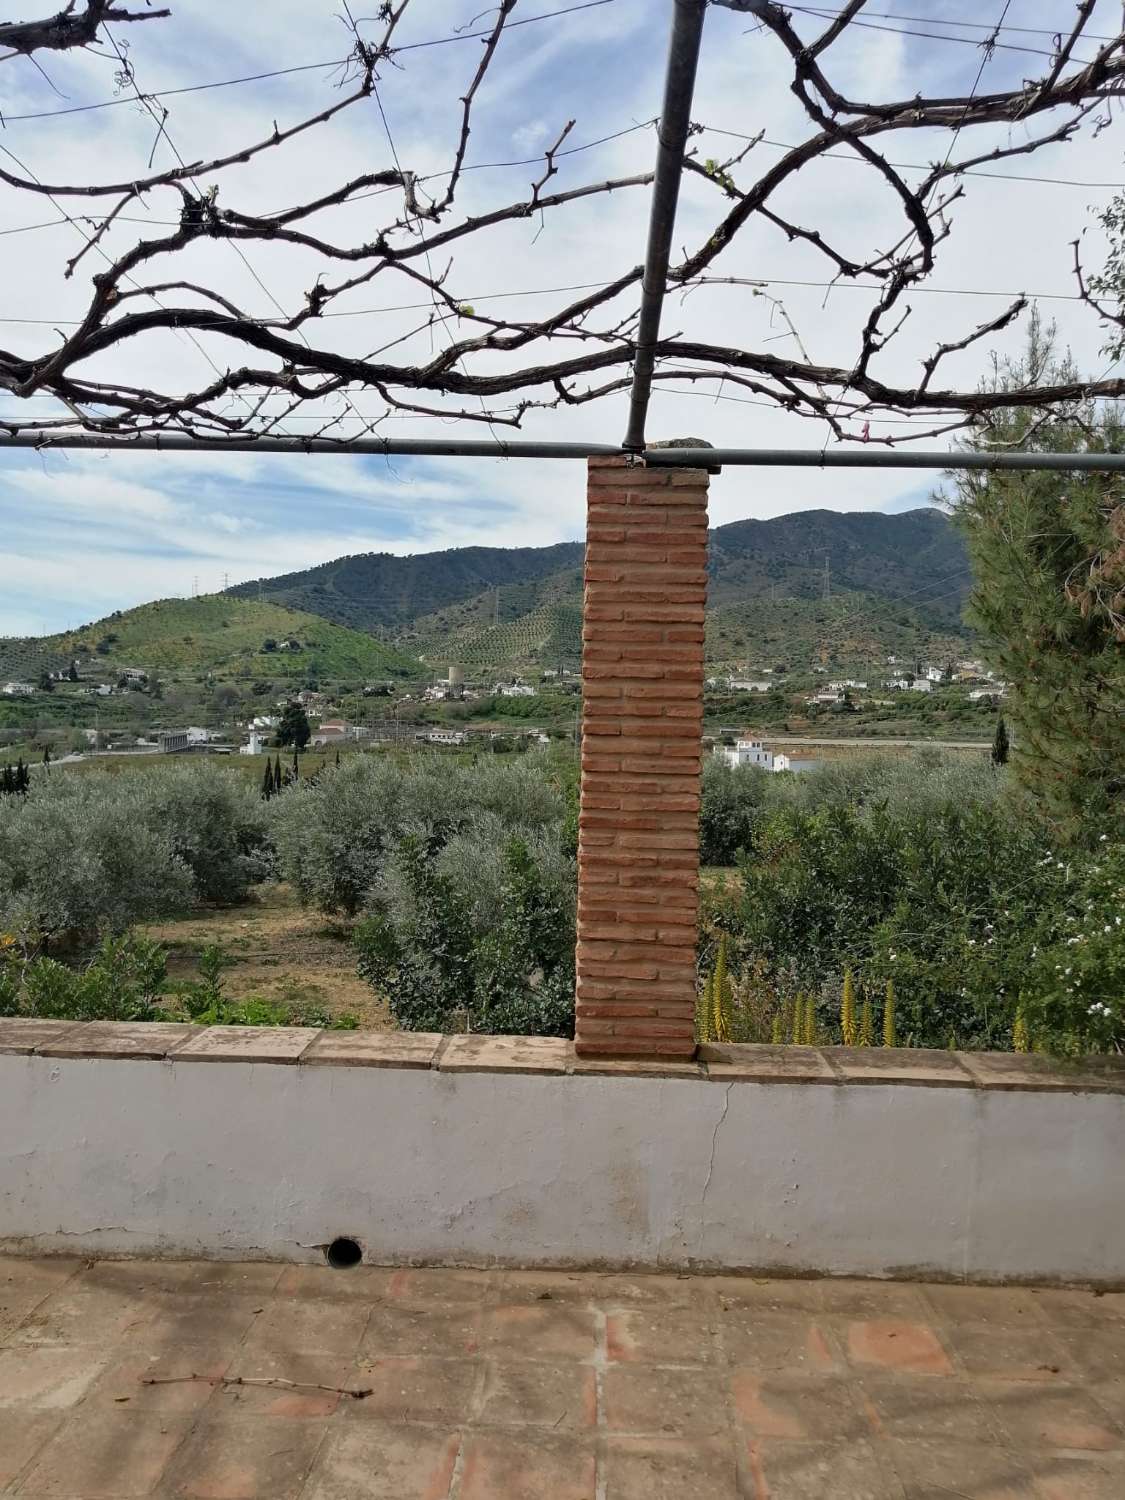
[1,430,1124,471]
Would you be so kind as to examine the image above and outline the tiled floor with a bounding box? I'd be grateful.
[1,1258,1124,1497]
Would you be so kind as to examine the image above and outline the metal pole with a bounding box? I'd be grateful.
[3,430,1125,471]
[621,0,708,453]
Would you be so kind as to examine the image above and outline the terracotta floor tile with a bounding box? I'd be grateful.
[710,1277,826,1314]
[476,1358,596,1429]
[10,1286,155,1347]
[343,1356,481,1426]
[0,1409,64,1487]
[0,1344,110,1409]
[301,1423,462,1500]
[860,1373,1003,1442]
[885,1438,1037,1499]
[1029,1454,1125,1499]
[482,1303,598,1362]
[604,1435,741,1499]
[606,1304,721,1365]
[945,1323,1077,1382]
[732,1372,869,1442]
[604,1363,731,1437]
[83,1345,233,1413]
[847,1320,954,1376]
[361,1302,483,1360]
[923,1284,1050,1328]
[274,1264,398,1301]
[721,1310,842,1373]
[457,1431,596,1500]
[978,1380,1124,1453]
[1050,1327,1125,1383]
[237,1296,370,1358]
[18,1409,193,1496]
[818,1282,932,1321]
[129,1293,269,1353]
[746,1438,904,1499]
[82,1261,284,1299]
[382,1268,497,1308]
[1033,1290,1125,1332]
[213,1351,363,1418]
[161,1416,325,1499]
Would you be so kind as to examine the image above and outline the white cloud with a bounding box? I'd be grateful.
[0,0,1120,633]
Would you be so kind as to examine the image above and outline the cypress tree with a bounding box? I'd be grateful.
[16,758,28,793]
[274,754,282,790]
[1,765,12,796]
[261,760,274,800]
[42,745,51,772]
[991,715,1010,767]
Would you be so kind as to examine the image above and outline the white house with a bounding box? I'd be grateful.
[925,666,945,683]
[911,678,934,693]
[427,728,468,747]
[120,667,148,684]
[828,679,867,692]
[969,687,1005,702]
[807,690,845,706]
[774,753,821,774]
[239,731,267,756]
[714,737,775,771]
[186,727,217,745]
[728,678,773,693]
[495,682,535,698]
[1,682,33,697]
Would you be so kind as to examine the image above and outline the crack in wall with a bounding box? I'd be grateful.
[697,1081,734,1255]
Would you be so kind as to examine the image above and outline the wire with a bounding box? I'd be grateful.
[0,266,1104,329]
[786,6,1119,44]
[0,0,620,124]
[784,4,1100,62]
[699,125,1125,190]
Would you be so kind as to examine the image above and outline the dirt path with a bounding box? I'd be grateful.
[142,884,391,1028]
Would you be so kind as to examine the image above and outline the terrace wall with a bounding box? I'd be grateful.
[2,1022,1123,1284]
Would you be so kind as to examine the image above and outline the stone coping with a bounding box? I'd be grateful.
[2,1017,1123,1093]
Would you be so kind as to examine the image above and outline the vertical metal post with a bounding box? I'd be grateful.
[621,0,709,453]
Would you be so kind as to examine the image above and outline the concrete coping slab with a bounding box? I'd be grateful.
[821,1046,975,1088]
[36,1021,195,1060]
[956,1049,1125,1094]
[436,1034,571,1075]
[698,1043,836,1083]
[170,1026,317,1064]
[2,1019,1123,1095]
[0,1018,84,1055]
[301,1031,443,1069]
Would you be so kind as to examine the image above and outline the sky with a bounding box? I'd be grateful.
[0,0,1122,634]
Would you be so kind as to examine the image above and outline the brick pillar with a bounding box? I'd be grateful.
[574,455,708,1060]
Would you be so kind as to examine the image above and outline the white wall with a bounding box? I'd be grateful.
[2,1054,1123,1282]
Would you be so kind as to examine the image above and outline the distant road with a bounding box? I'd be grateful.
[757,735,990,751]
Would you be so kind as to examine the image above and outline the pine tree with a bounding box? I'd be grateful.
[991,715,1010,767]
[840,968,857,1046]
[951,314,1125,843]
[276,700,311,750]
[883,978,897,1048]
[859,991,874,1047]
[67,662,78,682]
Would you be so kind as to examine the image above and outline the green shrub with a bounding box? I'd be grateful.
[356,833,575,1037]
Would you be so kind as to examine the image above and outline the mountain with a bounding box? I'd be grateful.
[0,596,421,684]
[226,507,971,671]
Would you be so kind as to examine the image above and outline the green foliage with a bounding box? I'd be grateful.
[1,932,165,1021]
[272,754,567,917]
[841,968,857,1046]
[355,832,575,1037]
[276,700,311,750]
[883,978,897,1048]
[991,716,1010,767]
[950,314,1124,843]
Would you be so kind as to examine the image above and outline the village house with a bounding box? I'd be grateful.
[1,681,33,697]
[494,680,535,697]
[714,736,776,770]
[427,727,468,747]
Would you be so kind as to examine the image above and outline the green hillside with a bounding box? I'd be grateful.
[706,591,971,671]
[227,507,972,673]
[0,596,422,683]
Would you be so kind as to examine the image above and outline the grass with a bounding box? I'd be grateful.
[141,882,389,1028]
[0,594,422,683]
